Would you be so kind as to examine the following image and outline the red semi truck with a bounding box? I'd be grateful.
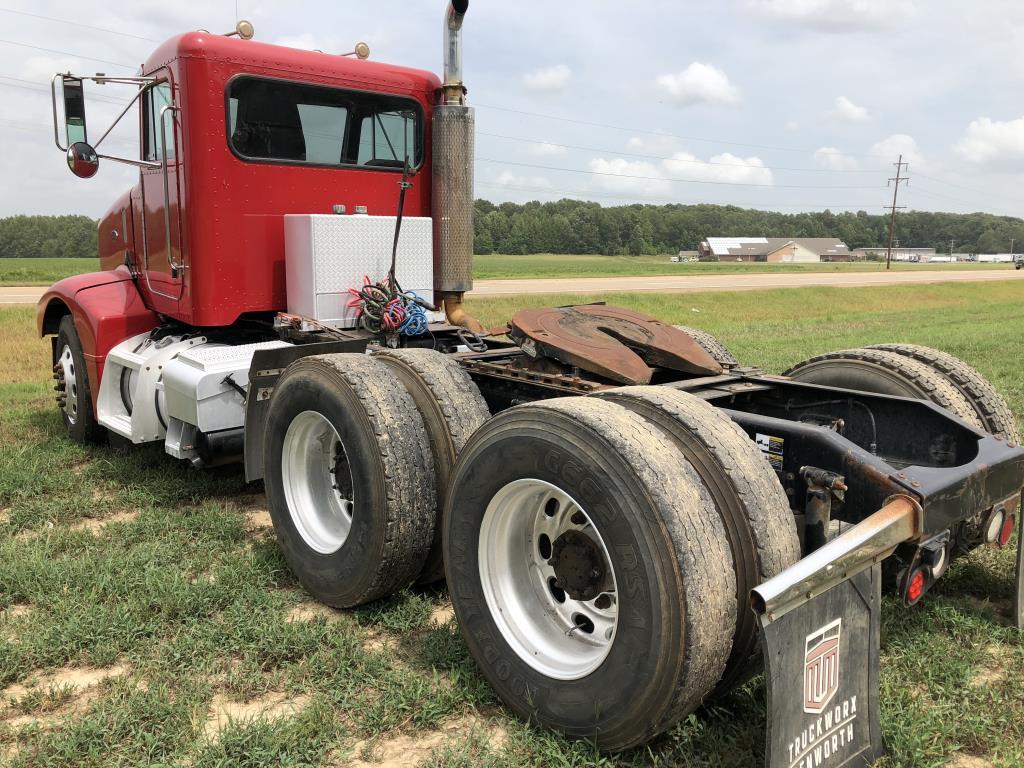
[39,3,1024,763]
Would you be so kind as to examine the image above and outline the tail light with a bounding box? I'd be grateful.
[903,565,931,606]
[997,513,1016,548]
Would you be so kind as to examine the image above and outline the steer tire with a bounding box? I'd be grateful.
[597,386,800,695]
[373,348,491,583]
[672,325,739,368]
[55,315,104,444]
[263,353,435,608]
[444,397,736,751]
[784,348,983,429]
[865,343,1019,442]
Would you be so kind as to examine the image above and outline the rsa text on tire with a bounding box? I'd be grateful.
[262,353,436,608]
[55,315,104,444]
[444,396,736,751]
[373,348,490,584]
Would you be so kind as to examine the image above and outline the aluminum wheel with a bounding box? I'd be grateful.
[57,343,78,424]
[478,478,618,680]
[281,410,354,555]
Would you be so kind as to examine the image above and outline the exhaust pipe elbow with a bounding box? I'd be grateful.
[441,292,484,335]
[443,0,468,102]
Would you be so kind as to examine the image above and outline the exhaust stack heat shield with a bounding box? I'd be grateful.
[432,104,475,294]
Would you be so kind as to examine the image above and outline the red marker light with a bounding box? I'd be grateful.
[906,568,927,605]
[997,514,1016,549]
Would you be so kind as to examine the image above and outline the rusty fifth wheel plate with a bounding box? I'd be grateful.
[509,305,723,384]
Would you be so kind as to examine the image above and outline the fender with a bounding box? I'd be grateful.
[37,267,159,410]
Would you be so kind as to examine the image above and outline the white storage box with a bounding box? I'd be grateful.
[284,214,434,329]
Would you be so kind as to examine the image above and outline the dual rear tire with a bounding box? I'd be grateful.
[443,392,799,751]
[262,350,490,607]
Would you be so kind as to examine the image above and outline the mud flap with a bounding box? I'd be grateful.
[759,564,885,768]
[1016,510,1024,631]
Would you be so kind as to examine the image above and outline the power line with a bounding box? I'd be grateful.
[477,157,887,190]
[475,102,819,155]
[0,39,137,70]
[0,8,160,43]
[478,131,885,174]
[0,77,132,106]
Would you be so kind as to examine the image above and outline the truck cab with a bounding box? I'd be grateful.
[92,32,438,327]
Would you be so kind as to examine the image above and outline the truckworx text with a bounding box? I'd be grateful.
[38,3,1024,764]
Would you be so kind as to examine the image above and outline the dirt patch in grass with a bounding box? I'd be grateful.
[346,714,504,767]
[286,601,344,624]
[245,508,273,532]
[429,603,455,626]
[1,605,32,620]
[3,663,129,702]
[949,755,991,768]
[203,691,310,741]
[69,510,139,534]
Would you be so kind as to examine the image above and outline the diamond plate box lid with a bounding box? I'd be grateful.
[284,214,434,328]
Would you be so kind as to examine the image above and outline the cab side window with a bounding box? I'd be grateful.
[143,82,175,162]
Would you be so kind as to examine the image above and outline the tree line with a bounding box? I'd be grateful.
[3,205,1024,259]
[473,199,1024,256]
[0,215,98,259]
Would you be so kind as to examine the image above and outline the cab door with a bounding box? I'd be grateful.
[139,75,184,312]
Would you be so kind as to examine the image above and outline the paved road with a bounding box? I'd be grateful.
[472,268,1024,296]
[3,269,1022,306]
[0,286,46,305]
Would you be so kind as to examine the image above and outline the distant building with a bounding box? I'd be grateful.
[851,246,936,263]
[978,253,1015,263]
[699,237,851,263]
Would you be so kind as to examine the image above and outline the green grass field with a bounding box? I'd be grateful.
[0,259,96,287]
[2,281,1023,766]
[0,255,1013,286]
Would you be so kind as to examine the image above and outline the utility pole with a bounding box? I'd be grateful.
[884,155,909,270]
[950,239,954,257]
[1011,237,1016,257]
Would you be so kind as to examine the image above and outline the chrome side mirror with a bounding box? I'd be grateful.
[67,142,99,178]
[61,76,88,146]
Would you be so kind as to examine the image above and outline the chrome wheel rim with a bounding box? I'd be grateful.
[58,344,78,424]
[478,478,618,680]
[281,410,354,554]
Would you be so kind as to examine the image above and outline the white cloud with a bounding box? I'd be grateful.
[784,121,801,133]
[814,147,859,170]
[871,134,924,166]
[663,152,773,185]
[589,151,772,194]
[749,0,916,32]
[955,116,1024,167]
[830,96,869,122]
[526,142,568,157]
[588,158,672,195]
[494,171,552,189]
[522,64,571,93]
[656,63,740,107]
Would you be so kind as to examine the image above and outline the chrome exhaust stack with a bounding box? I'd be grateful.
[433,0,482,332]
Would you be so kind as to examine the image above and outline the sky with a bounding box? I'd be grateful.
[1,0,1023,219]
